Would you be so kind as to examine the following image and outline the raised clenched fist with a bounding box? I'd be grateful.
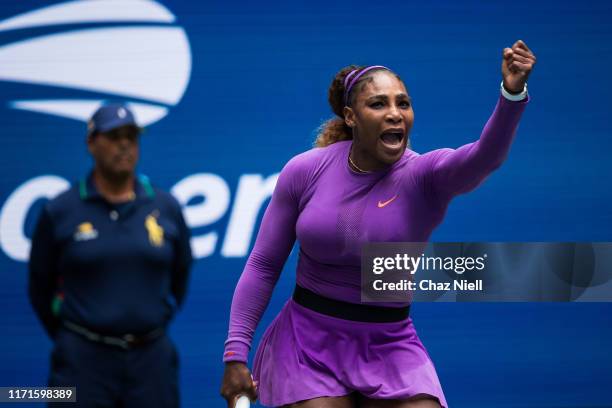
[502,40,536,93]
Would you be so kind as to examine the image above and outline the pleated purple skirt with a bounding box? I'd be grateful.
[252,299,447,407]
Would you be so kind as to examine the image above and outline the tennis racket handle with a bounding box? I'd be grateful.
[235,395,250,408]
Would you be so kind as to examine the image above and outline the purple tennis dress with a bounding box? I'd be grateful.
[224,93,529,407]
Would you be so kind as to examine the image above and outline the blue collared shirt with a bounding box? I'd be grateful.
[28,173,192,337]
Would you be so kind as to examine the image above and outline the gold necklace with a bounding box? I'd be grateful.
[348,154,372,174]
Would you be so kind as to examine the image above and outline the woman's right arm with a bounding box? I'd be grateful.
[221,155,307,406]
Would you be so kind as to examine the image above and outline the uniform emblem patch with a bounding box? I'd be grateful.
[145,213,164,247]
[74,222,98,241]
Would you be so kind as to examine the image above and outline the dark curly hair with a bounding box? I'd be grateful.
[314,65,402,147]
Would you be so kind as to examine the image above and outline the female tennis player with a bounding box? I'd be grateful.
[221,40,536,408]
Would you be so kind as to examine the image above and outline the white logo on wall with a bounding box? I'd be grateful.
[0,0,192,126]
[0,0,200,262]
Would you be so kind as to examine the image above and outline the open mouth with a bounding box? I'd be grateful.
[379,129,405,148]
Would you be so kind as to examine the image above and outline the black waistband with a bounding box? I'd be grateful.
[62,321,164,350]
[292,285,410,323]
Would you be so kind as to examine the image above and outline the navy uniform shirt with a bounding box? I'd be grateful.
[28,173,193,337]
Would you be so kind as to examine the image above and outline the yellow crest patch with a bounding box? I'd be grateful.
[145,214,164,247]
[74,222,98,241]
[78,222,94,232]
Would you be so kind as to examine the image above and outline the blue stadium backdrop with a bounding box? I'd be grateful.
[1,1,611,407]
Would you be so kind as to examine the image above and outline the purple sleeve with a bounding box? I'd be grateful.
[421,94,529,202]
[223,156,306,363]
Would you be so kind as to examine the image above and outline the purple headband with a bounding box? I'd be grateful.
[343,65,389,106]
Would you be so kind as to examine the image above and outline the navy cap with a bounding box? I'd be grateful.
[87,103,140,135]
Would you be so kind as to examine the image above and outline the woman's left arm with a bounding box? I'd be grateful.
[426,40,536,202]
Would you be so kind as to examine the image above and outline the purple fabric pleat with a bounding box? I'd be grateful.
[253,300,448,407]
